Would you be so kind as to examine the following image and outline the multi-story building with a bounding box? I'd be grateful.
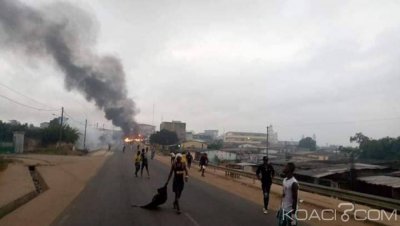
[137,124,156,139]
[204,130,218,140]
[160,121,186,142]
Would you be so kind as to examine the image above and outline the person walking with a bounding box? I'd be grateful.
[170,152,176,165]
[134,151,141,177]
[256,156,275,214]
[140,148,150,178]
[199,153,208,177]
[186,151,193,169]
[165,153,188,214]
[150,146,156,159]
[277,162,298,226]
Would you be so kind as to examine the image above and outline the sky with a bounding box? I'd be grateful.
[0,0,400,146]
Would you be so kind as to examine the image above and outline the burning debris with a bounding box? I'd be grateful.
[0,0,137,135]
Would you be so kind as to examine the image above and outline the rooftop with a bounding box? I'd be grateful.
[295,163,388,178]
[358,175,400,188]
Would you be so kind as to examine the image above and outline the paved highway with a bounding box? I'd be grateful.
[52,149,283,226]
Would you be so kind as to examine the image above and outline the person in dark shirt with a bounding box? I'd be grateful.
[199,153,208,177]
[140,148,150,178]
[256,156,275,214]
[186,151,193,169]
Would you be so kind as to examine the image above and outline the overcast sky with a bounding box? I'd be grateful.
[1,0,400,145]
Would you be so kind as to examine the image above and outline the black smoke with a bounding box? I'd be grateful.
[0,0,137,134]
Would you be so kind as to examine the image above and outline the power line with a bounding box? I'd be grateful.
[0,93,59,112]
[0,82,57,109]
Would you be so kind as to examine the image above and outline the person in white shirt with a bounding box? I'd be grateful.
[278,162,298,226]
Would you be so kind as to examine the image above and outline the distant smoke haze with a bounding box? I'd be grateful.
[0,0,137,135]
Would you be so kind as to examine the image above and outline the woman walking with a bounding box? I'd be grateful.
[165,153,188,214]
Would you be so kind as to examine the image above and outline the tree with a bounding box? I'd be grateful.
[208,139,223,150]
[298,137,317,151]
[348,133,400,160]
[350,132,369,145]
[149,129,179,146]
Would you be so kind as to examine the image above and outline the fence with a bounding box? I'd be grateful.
[0,142,14,154]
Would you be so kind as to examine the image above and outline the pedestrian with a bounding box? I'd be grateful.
[122,145,126,153]
[134,151,141,177]
[141,148,150,178]
[151,146,156,159]
[186,151,193,169]
[256,156,275,214]
[199,153,208,177]
[165,153,188,214]
[170,152,176,165]
[137,144,140,152]
[108,144,111,151]
[277,162,298,226]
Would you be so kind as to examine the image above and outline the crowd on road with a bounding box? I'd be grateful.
[122,142,298,225]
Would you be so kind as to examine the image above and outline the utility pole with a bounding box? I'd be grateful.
[266,126,269,158]
[83,119,87,150]
[58,107,64,146]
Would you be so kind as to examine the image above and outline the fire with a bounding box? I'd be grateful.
[124,137,134,143]
[124,134,144,143]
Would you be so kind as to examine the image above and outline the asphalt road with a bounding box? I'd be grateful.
[51,149,280,226]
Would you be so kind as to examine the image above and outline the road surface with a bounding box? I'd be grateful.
[51,149,284,226]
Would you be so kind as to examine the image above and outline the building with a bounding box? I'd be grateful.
[160,121,186,142]
[182,140,207,150]
[357,176,400,199]
[40,122,50,128]
[204,130,218,140]
[137,124,156,138]
[223,131,267,146]
[193,133,213,143]
[207,150,237,162]
[186,132,194,141]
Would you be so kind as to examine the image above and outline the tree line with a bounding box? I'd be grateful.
[0,118,79,146]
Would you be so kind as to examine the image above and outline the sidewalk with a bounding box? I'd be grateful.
[156,154,398,226]
[0,150,112,226]
[0,163,36,211]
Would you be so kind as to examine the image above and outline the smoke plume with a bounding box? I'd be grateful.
[0,0,137,134]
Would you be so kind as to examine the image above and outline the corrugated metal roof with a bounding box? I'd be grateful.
[358,176,400,188]
[295,163,388,178]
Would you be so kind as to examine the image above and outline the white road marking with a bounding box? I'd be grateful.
[184,212,201,226]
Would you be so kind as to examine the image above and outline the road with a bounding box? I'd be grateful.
[51,149,281,226]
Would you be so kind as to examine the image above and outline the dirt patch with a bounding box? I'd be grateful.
[0,157,13,172]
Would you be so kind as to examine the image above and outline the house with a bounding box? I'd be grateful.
[182,140,207,151]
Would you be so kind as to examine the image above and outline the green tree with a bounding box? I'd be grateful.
[298,137,317,151]
[348,133,400,160]
[149,129,179,146]
[208,139,223,150]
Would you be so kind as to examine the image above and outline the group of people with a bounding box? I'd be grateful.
[129,144,298,223]
[256,157,299,226]
[134,145,151,178]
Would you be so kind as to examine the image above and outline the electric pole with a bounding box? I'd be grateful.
[266,125,270,158]
[83,119,87,150]
[58,107,64,146]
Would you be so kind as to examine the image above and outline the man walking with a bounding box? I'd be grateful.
[186,151,193,169]
[199,153,208,177]
[256,156,275,214]
[140,148,150,178]
[278,162,298,226]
